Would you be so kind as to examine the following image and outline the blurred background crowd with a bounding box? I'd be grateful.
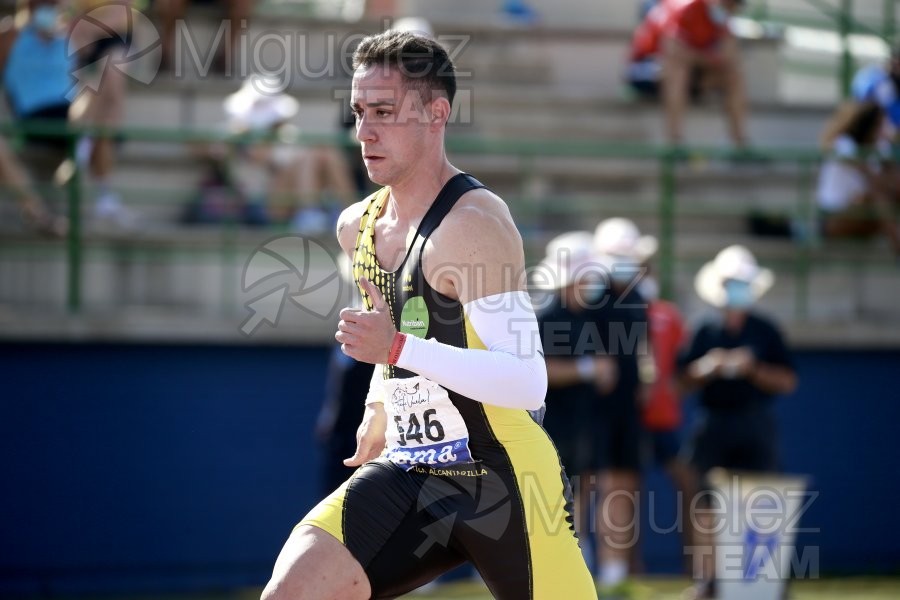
[1,0,899,598]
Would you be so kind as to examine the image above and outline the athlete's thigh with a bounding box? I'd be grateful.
[302,458,465,598]
[302,459,420,566]
[451,460,595,599]
[262,525,370,600]
[363,504,466,599]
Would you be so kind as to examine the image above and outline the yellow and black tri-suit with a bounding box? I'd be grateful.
[300,174,595,599]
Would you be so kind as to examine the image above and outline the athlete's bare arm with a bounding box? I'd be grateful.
[337,187,526,367]
[424,188,526,303]
[336,185,547,410]
[336,200,388,467]
[336,200,369,259]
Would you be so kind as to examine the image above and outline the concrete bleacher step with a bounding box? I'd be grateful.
[2,225,897,346]
[7,1,899,343]
[125,72,834,147]
[115,0,869,135]
[105,144,813,228]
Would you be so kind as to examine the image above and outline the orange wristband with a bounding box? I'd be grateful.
[388,332,407,366]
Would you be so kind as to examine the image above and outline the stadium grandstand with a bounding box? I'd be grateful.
[1,0,898,599]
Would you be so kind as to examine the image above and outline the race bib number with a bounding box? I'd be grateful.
[382,376,473,470]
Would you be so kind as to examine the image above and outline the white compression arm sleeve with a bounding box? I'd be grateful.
[364,365,385,405]
[394,291,547,410]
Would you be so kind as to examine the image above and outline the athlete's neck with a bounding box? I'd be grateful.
[386,158,460,222]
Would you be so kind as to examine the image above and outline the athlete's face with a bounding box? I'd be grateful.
[351,65,435,187]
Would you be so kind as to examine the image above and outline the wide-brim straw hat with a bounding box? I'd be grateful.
[695,244,775,307]
[531,231,604,290]
[224,73,299,131]
[593,217,658,263]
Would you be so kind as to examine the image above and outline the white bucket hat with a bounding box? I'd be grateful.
[531,231,603,290]
[593,217,658,263]
[694,245,775,307]
[224,73,299,131]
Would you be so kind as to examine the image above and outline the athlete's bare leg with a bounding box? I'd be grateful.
[261,525,371,600]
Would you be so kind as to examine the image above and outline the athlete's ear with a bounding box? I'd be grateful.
[429,96,451,129]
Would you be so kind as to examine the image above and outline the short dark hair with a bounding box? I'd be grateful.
[352,30,456,108]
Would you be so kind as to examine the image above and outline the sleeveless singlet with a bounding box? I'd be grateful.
[352,173,491,470]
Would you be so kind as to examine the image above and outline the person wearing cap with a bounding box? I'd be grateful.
[657,0,749,148]
[590,217,655,593]
[678,245,797,598]
[533,231,619,575]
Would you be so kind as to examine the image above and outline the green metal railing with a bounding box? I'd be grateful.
[0,120,888,321]
[747,0,898,98]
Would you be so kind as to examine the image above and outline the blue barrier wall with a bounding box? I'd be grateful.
[1,343,898,594]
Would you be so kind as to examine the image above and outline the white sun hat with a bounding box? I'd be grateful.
[694,245,775,307]
[593,217,658,262]
[531,231,604,290]
[224,73,299,131]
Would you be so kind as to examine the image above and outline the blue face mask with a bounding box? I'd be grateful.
[31,5,58,33]
[607,256,640,286]
[637,275,659,301]
[723,279,754,309]
[708,4,729,25]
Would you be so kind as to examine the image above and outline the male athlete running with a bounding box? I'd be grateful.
[261,30,595,600]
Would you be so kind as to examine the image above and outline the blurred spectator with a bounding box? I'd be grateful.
[633,263,699,575]
[817,101,900,254]
[678,245,797,598]
[591,217,655,593]
[0,0,72,225]
[534,231,618,575]
[0,0,132,227]
[629,0,748,147]
[627,0,702,102]
[69,0,135,225]
[502,0,538,25]
[315,348,373,494]
[187,74,356,229]
[639,0,660,20]
[0,136,67,235]
[157,0,254,74]
[851,47,900,136]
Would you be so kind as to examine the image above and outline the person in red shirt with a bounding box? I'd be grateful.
[663,0,747,147]
[635,269,701,578]
[625,0,671,97]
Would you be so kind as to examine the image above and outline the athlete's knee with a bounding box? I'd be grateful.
[259,579,281,600]
[260,574,370,600]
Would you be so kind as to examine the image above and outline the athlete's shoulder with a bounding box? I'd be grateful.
[442,187,519,239]
[336,191,380,256]
[427,186,524,302]
[437,187,522,260]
